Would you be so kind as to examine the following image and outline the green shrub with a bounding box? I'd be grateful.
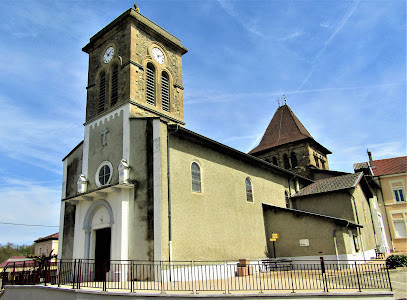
[386,254,407,269]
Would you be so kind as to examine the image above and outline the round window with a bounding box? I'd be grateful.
[95,161,113,187]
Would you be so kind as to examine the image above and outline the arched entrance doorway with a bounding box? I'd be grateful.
[83,200,114,281]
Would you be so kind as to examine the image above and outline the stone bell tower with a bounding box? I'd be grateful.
[82,6,188,125]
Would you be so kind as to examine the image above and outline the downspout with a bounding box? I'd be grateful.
[333,229,340,267]
[167,124,180,262]
[349,191,366,261]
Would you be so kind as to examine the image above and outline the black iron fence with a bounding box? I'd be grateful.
[2,258,392,294]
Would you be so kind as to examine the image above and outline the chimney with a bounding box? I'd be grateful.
[367,149,374,167]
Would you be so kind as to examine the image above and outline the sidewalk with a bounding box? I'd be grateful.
[388,267,407,300]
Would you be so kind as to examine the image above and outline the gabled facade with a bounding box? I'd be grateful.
[249,105,332,179]
[354,154,407,253]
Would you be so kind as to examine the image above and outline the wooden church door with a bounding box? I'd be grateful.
[94,227,111,281]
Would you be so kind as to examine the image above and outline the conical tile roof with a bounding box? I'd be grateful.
[249,105,330,155]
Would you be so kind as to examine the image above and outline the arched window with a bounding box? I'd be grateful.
[245,177,253,202]
[191,162,201,193]
[111,64,118,106]
[161,71,170,112]
[291,152,298,168]
[314,154,320,168]
[146,63,156,105]
[283,154,290,169]
[272,157,278,166]
[98,71,106,112]
[285,191,290,208]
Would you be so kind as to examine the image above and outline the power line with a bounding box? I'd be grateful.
[0,221,58,228]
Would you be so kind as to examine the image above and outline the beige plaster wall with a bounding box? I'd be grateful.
[294,191,354,221]
[166,134,290,261]
[35,240,58,256]
[350,186,377,252]
[263,208,351,257]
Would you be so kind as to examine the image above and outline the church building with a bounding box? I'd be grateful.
[58,7,382,267]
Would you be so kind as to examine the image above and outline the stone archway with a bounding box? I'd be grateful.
[83,200,114,259]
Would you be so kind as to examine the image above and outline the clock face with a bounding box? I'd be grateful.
[103,46,114,63]
[152,47,165,64]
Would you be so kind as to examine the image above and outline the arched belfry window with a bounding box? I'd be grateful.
[283,154,290,169]
[111,64,118,106]
[146,63,156,105]
[245,177,253,202]
[291,152,298,168]
[98,71,106,112]
[191,162,201,193]
[161,71,170,112]
[272,157,278,166]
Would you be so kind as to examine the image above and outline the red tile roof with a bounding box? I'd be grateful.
[34,232,59,243]
[249,105,331,155]
[371,156,407,176]
[0,256,35,268]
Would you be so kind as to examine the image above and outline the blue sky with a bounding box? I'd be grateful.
[0,0,405,245]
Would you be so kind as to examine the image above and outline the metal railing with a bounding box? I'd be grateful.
[2,258,392,294]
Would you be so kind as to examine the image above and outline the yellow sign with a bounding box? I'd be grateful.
[269,238,277,242]
[272,233,279,239]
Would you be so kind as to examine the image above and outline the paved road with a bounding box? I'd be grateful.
[389,267,407,300]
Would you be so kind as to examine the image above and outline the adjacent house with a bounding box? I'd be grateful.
[34,233,59,257]
[354,154,407,253]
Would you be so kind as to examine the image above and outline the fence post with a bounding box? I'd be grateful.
[320,257,328,292]
[44,262,48,286]
[354,261,361,292]
[130,260,134,293]
[58,260,62,287]
[12,262,16,285]
[21,261,25,285]
[103,261,107,292]
[191,261,196,294]
[159,261,164,294]
[385,265,393,292]
[72,259,76,289]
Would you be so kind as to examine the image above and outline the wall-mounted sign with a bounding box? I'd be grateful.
[272,233,279,239]
[269,238,277,242]
[299,239,309,246]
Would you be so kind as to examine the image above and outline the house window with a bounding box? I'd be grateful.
[393,189,405,203]
[111,64,118,106]
[320,160,325,169]
[46,245,49,255]
[98,71,106,112]
[191,162,201,193]
[285,191,290,208]
[39,247,42,255]
[146,63,156,105]
[290,152,298,168]
[161,72,170,112]
[283,154,290,169]
[245,177,253,202]
[272,157,278,166]
[393,219,407,238]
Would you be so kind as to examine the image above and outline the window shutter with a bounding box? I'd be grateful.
[161,72,170,111]
[146,64,155,105]
[111,64,118,105]
[98,71,106,112]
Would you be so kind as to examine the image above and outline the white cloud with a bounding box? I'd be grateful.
[0,178,60,244]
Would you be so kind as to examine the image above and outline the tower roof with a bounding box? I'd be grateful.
[249,105,331,155]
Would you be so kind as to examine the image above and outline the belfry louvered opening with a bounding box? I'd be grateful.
[98,71,106,112]
[111,64,118,106]
[146,63,156,105]
[161,72,170,112]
